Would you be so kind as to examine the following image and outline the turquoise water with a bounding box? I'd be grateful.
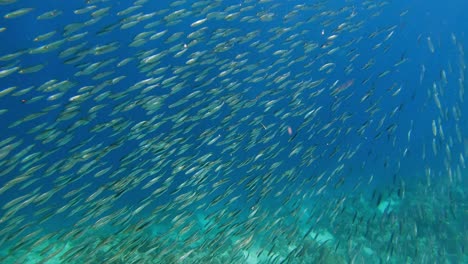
[0,0,466,263]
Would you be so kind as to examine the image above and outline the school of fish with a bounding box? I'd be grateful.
[0,0,466,263]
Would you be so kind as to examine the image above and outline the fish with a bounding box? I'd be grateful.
[4,8,34,19]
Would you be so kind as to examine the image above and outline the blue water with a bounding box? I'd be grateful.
[0,0,466,263]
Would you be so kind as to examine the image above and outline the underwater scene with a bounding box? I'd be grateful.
[0,0,466,263]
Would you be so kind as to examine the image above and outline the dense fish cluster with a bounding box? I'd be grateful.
[0,0,466,263]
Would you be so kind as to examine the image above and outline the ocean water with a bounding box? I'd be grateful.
[0,0,466,263]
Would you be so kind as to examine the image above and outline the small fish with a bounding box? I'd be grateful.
[4,8,34,19]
